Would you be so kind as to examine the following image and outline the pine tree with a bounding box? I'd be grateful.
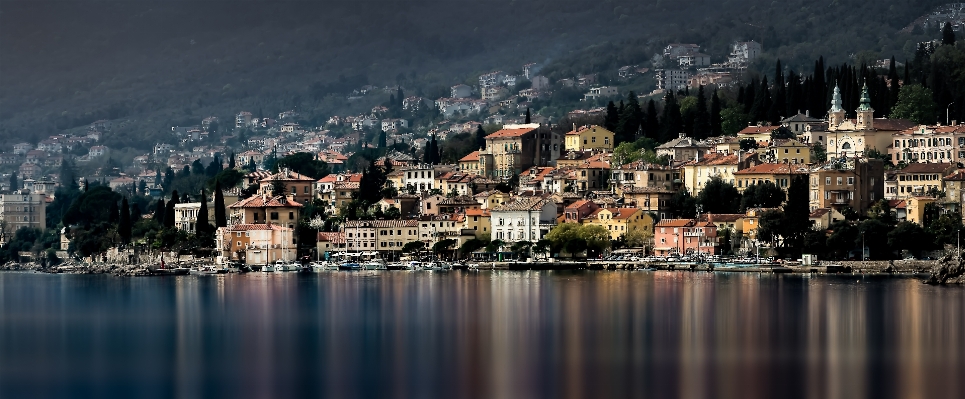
[693,86,710,139]
[119,198,131,244]
[475,125,487,150]
[214,181,227,228]
[154,199,166,224]
[524,108,531,124]
[710,89,722,136]
[197,189,209,236]
[942,22,956,45]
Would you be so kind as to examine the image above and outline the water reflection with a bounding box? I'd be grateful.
[1,271,964,398]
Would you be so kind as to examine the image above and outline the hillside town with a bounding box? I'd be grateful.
[2,31,965,267]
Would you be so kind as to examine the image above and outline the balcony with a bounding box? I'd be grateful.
[830,197,851,205]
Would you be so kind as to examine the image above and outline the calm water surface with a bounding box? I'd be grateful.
[1,270,964,399]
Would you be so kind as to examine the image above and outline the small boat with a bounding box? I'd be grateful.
[190,265,229,275]
[451,262,469,271]
[338,262,362,271]
[363,260,387,270]
[154,267,190,276]
[262,263,277,272]
[386,262,408,270]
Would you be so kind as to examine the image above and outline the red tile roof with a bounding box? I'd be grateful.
[485,127,537,139]
[228,195,304,209]
[899,162,955,174]
[459,150,480,162]
[733,163,809,175]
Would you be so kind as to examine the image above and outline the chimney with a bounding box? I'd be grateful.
[679,132,686,139]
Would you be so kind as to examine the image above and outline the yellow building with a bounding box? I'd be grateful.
[772,139,811,164]
[464,208,492,239]
[458,151,481,173]
[681,153,740,194]
[227,194,303,230]
[582,207,653,240]
[906,196,937,225]
[564,125,614,152]
[733,162,809,193]
[475,190,512,210]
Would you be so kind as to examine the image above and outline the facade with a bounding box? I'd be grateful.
[681,153,740,194]
[772,139,812,164]
[564,125,614,152]
[655,133,711,161]
[0,191,46,244]
[808,159,886,213]
[583,86,618,101]
[258,169,316,205]
[477,124,540,178]
[227,194,303,230]
[891,162,956,200]
[890,124,965,165]
[733,162,809,192]
[216,224,296,265]
[464,208,492,239]
[812,84,914,159]
[490,197,557,242]
[610,162,677,191]
[653,219,718,256]
[173,202,216,233]
[581,207,654,241]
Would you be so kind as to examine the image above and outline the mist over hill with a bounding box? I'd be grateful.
[0,0,951,149]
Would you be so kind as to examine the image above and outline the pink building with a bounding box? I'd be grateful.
[653,219,718,256]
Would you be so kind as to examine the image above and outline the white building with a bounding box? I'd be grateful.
[656,69,693,90]
[174,202,216,233]
[728,41,762,67]
[450,84,472,99]
[584,86,619,101]
[489,197,557,243]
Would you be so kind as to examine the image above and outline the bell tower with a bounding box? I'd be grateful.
[828,83,845,127]
[855,82,874,130]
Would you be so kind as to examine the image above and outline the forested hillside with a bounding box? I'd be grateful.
[0,0,952,152]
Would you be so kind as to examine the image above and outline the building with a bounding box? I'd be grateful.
[373,219,420,254]
[891,162,956,200]
[728,41,762,67]
[88,146,108,158]
[0,191,47,245]
[618,186,675,219]
[656,133,711,162]
[235,111,253,129]
[450,84,472,99]
[216,224,296,265]
[808,158,886,214]
[771,139,812,164]
[677,53,711,67]
[942,169,965,217]
[490,196,557,242]
[258,169,316,205]
[733,162,809,193]
[610,161,677,191]
[781,112,823,135]
[890,124,965,165]
[581,207,654,241]
[653,219,718,256]
[477,124,540,178]
[564,200,599,223]
[464,208,492,239]
[583,86,618,101]
[656,69,693,90]
[173,202,216,232]
[809,208,845,230]
[811,84,914,159]
[227,194,303,229]
[564,125,615,152]
[681,153,741,194]
[737,125,791,146]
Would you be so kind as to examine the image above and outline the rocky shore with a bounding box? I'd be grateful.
[925,255,965,285]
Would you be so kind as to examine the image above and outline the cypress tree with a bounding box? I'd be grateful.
[660,91,683,142]
[378,130,387,148]
[475,125,487,150]
[710,89,722,136]
[524,108,531,124]
[750,75,770,124]
[119,198,131,244]
[743,80,756,115]
[8,173,17,192]
[644,99,659,139]
[617,91,643,143]
[197,189,209,236]
[154,199,166,224]
[228,152,236,169]
[214,181,227,228]
[164,191,179,228]
[604,101,619,132]
[942,22,956,45]
[694,86,710,139]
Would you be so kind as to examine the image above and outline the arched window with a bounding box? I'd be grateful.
[841,142,852,150]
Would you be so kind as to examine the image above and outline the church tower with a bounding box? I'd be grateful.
[828,84,845,127]
[855,82,874,130]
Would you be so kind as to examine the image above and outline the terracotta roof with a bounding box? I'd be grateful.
[688,153,738,166]
[491,197,553,212]
[228,195,304,209]
[898,162,955,174]
[888,200,907,209]
[610,208,643,220]
[226,223,292,231]
[259,170,315,182]
[459,150,480,162]
[733,163,809,175]
[565,199,595,210]
[344,220,418,228]
[869,118,915,131]
[621,185,673,194]
[809,208,830,218]
[438,195,479,206]
[945,169,965,181]
[465,208,491,217]
[484,127,537,139]
[655,219,694,227]
[737,125,785,135]
[317,232,346,244]
[334,181,360,190]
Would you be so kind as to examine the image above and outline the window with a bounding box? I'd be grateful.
[289,212,294,219]
[304,186,309,193]
[591,137,597,143]
[237,232,242,237]
[837,177,842,185]
[847,177,854,185]
[291,186,297,193]
[270,212,279,220]
[826,177,831,185]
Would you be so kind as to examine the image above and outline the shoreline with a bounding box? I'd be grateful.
[0,258,953,282]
